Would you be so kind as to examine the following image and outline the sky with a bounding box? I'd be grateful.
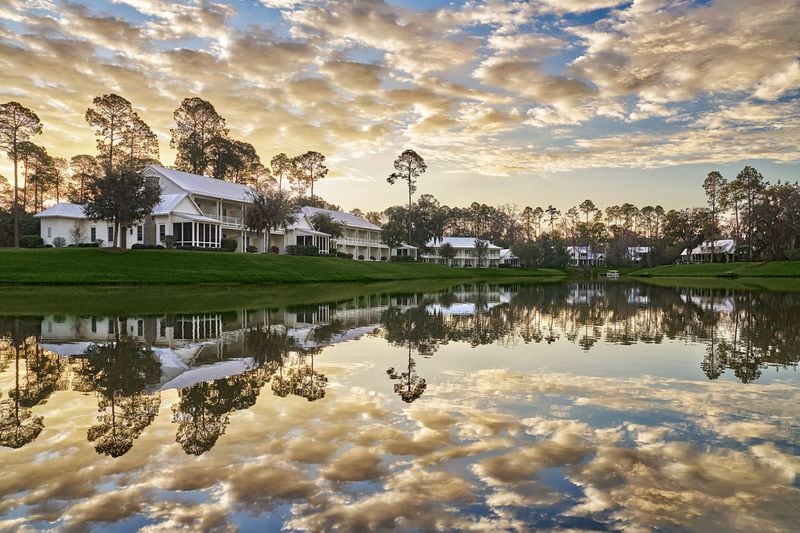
[1,0,799,212]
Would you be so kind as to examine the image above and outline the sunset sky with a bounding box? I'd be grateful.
[1,0,799,212]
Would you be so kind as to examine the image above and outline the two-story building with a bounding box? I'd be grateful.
[420,237,501,267]
[567,246,606,267]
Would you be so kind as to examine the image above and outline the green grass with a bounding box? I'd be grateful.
[0,278,566,316]
[0,248,565,285]
[629,261,800,278]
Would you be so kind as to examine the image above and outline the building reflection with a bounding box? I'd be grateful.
[1,282,799,454]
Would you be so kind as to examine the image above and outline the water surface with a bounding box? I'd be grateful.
[1,281,799,531]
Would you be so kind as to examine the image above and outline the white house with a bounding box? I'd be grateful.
[627,246,651,264]
[300,206,390,260]
[680,239,737,263]
[567,246,606,267]
[35,165,333,253]
[499,249,519,267]
[421,237,501,267]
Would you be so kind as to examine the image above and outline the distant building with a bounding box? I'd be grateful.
[499,249,519,267]
[627,246,652,264]
[680,239,737,263]
[421,237,501,267]
[567,245,606,267]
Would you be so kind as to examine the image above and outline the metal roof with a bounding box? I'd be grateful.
[301,206,381,230]
[145,165,253,203]
[34,203,86,219]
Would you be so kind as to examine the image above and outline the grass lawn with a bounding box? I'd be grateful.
[0,278,566,316]
[0,248,565,285]
[629,261,800,278]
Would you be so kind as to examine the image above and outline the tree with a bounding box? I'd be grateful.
[83,167,161,248]
[208,137,264,184]
[703,171,727,262]
[474,239,489,267]
[664,207,708,261]
[295,151,328,199]
[270,153,295,191]
[121,111,159,170]
[0,101,42,247]
[69,154,101,203]
[244,185,296,252]
[579,199,597,226]
[388,149,427,244]
[732,166,766,261]
[310,212,343,247]
[439,241,455,266]
[545,205,560,232]
[521,206,534,241]
[85,94,134,170]
[171,97,227,175]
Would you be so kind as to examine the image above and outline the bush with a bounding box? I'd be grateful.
[246,245,258,253]
[52,236,67,248]
[20,235,44,248]
[77,242,100,248]
[175,245,232,252]
[270,246,279,254]
[369,256,376,261]
[221,238,238,252]
[390,255,415,262]
[336,252,353,259]
[380,256,387,261]
[357,254,364,260]
[131,244,165,250]
[162,235,175,249]
[286,245,319,256]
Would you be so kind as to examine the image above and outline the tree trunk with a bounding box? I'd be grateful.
[13,144,19,248]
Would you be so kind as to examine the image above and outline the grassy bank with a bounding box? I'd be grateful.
[629,261,800,278]
[0,278,566,316]
[633,276,800,292]
[0,248,565,285]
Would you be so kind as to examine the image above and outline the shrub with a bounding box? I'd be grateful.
[336,252,353,259]
[175,245,231,252]
[221,238,238,252]
[77,242,100,248]
[390,255,415,262]
[357,254,364,260]
[270,245,279,254]
[131,244,165,250]
[246,245,258,253]
[162,235,175,249]
[369,256,376,261]
[20,235,44,248]
[52,237,66,248]
[286,245,319,256]
[380,256,387,261]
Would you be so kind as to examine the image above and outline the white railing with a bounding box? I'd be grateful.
[203,213,243,227]
[338,237,387,247]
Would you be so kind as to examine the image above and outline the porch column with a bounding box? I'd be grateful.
[193,222,197,247]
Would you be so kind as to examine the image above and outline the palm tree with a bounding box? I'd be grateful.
[245,185,296,252]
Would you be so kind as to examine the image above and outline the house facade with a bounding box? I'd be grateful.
[299,206,389,259]
[680,239,737,263]
[35,165,332,253]
[421,237,501,267]
[499,249,519,267]
[567,246,606,267]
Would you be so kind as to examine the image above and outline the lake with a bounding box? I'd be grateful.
[1,280,799,531]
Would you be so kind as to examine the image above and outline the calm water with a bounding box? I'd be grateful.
[1,281,799,531]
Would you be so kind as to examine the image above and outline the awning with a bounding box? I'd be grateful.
[172,211,222,224]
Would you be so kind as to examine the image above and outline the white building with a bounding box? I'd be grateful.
[34,165,338,253]
[567,246,606,267]
[627,246,651,264]
[299,206,395,260]
[421,237,501,267]
[499,249,519,267]
[680,239,737,263]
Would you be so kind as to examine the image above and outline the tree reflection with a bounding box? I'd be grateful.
[0,319,54,449]
[79,329,161,457]
[383,306,429,403]
[172,366,271,455]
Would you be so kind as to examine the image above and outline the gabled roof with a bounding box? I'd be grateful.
[427,237,501,250]
[301,206,381,230]
[152,193,189,215]
[144,165,253,203]
[500,249,517,259]
[34,203,86,219]
[681,239,736,255]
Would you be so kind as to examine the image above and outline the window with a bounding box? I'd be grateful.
[47,227,52,237]
[159,224,166,241]
[91,317,97,333]
[90,227,97,242]
[297,235,313,246]
[137,225,143,242]
[107,227,114,244]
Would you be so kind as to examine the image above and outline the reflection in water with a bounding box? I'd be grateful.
[1,283,799,531]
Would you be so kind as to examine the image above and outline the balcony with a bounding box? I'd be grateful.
[337,237,387,247]
[202,213,243,227]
